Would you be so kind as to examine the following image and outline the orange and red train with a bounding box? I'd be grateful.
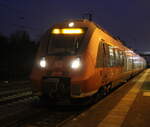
[30,19,146,102]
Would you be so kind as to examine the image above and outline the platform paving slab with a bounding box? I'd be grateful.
[61,69,150,127]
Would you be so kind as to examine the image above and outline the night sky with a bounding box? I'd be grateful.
[0,0,150,52]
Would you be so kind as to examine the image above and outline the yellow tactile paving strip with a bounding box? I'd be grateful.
[97,70,149,127]
[143,91,150,96]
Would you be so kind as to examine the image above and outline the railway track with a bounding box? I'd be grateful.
[0,81,32,104]
[0,81,85,127]
[0,80,30,91]
[24,109,83,127]
[0,98,85,127]
[7,85,120,127]
[0,76,135,127]
[0,80,34,127]
[0,88,32,104]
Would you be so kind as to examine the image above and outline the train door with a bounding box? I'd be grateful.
[101,42,109,85]
[96,42,104,68]
[96,41,108,85]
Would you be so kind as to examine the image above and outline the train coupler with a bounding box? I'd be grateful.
[42,77,70,99]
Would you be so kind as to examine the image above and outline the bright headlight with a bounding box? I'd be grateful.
[40,57,46,68]
[71,58,81,69]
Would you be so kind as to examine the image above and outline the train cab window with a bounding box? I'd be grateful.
[48,35,83,55]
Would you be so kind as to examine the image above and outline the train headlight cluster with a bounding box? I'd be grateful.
[71,58,81,69]
[40,57,47,68]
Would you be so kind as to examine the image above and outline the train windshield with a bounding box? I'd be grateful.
[48,34,85,55]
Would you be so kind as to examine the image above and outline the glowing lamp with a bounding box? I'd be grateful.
[68,22,74,27]
[40,57,46,68]
[52,29,60,34]
[71,58,81,69]
[62,28,83,34]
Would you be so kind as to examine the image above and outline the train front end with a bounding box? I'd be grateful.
[31,20,95,101]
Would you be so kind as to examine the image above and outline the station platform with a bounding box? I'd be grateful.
[62,69,150,127]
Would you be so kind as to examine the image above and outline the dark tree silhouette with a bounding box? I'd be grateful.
[0,34,9,80]
[0,31,38,81]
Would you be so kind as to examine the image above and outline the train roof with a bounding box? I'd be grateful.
[51,19,138,56]
[52,19,121,42]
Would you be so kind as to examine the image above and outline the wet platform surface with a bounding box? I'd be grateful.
[62,69,150,127]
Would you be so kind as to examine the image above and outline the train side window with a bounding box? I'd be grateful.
[133,58,137,69]
[123,53,128,71]
[114,49,119,66]
[134,58,141,69]
[120,51,124,66]
[119,50,123,66]
[108,45,115,67]
[127,56,133,71]
[103,43,110,67]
